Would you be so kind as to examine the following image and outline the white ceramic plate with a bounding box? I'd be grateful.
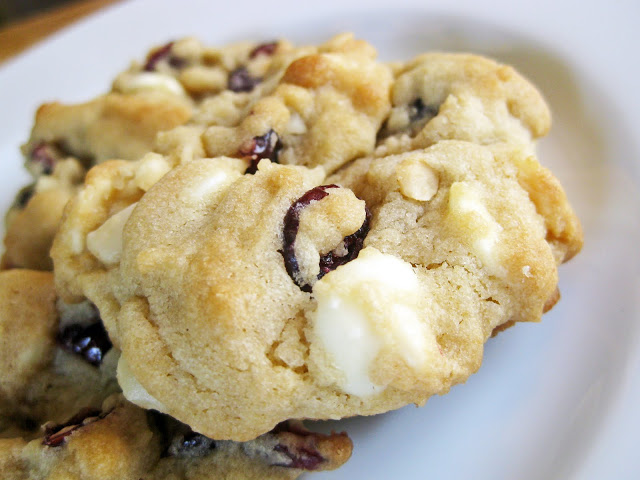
[1,0,638,478]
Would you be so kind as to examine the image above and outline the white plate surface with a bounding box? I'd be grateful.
[1,1,638,478]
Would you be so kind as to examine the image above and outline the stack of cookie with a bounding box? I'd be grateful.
[0,33,582,479]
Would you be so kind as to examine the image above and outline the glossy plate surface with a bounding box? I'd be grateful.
[1,1,638,478]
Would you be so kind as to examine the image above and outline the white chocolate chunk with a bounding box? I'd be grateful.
[117,356,167,412]
[312,247,428,396]
[134,153,171,191]
[287,111,307,134]
[178,158,243,205]
[314,295,384,396]
[70,229,85,255]
[384,108,411,133]
[397,157,439,201]
[183,171,228,201]
[390,304,429,368]
[114,72,186,96]
[86,203,137,265]
[448,182,503,269]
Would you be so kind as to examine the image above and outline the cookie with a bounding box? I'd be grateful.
[2,90,192,272]
[51,139,582,440]
[22,91,192,176]
[133,33,393,176]
[113,36,308,123]
[0,270,119,432]
[0,396,156,479]
[0,394,351,479]
[51,152,189,323]
[6,34,390,273]
[376,52,551,156]
[115,33,386,131]
[0,270,351,478]
[2,159,84,270]
[196,33,392,174]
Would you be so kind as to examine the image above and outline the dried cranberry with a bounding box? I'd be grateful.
[265,421,351,471]
[273,443,325,470]
[29,142,59,175]
[318,209,371,278]
[280,186,370,292]
[43,407,102,447]
[14,184,35,209]
[143,42,185,71]
[167,429,216,457]
[377,97,441,141]
[228,67,260,92]
[409,97,439,124]
[168,56,187,69]
[151,412,216,458]
[238,129,283,174]
[249,41,278,59]
[58,322,112,366]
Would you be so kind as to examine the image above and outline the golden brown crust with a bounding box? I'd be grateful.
[2,158,85,271]
[0,270,57,406]
[509,150,584,263]
[51,141,579,440]
[490,286,560,337]
[44,33,581,449]
[2,189,72,270]
[0,269,120,431]
[0,395,350,480]
[377,53,552,158]
[25,92,192,165]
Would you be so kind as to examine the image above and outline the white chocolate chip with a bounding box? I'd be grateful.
[390,304,429,368]
[448,182,503,269]
[134,153,171,191]
[397,158,439,201]
[117,356,167,412]
[385,108,411,133]
[185,171,228,200]
[113,72,186,96]
[286,111,307,134]
[69,229,85,255]
[311,247,429,396]
[86,203,137,265]
[313,295,384,396]
[178,158,243,206]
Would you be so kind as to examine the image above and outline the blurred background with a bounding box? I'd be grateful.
[0,0,120,63]
[0,0,73,25]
